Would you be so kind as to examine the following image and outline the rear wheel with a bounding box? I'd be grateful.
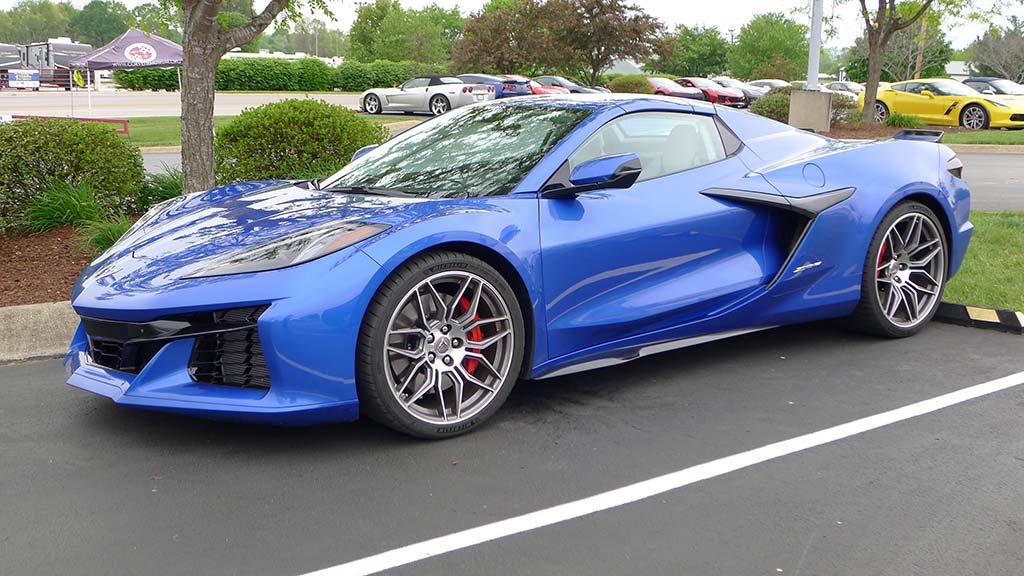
[849,202,947,337]
[960,104,989,130]
[429,95,450,116]
[357,251,524,438]
[363,94,381,115]
[873,101,890,123]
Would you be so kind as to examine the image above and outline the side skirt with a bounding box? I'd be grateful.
[536,326,777,380]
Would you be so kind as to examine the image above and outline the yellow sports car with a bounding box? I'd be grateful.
[859,77,1024,129]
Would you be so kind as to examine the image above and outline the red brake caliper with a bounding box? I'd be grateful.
[459,296,483,374]
[876,239,888,279]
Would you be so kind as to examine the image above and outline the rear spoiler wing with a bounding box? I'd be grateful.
[892,129,944,143]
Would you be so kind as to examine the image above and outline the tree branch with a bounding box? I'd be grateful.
[890,0,935,33]
[219,0,291,52]
[859,0,872,35]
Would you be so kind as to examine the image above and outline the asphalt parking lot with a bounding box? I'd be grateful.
[2,321,1023,575]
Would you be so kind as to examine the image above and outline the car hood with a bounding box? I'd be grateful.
[73,181,423,297]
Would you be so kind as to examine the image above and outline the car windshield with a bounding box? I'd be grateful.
[649,77,685,90]
[688,78,718,88]
[928,79,980,96]
[320,104,593,198]
[714,78,741,87]
[990,79,1024,95]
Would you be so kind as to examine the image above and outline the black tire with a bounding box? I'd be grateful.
[848,201,948,338]
[959,104,990,130]
[429,94,450,116]
[873,101,889,123]
[356,251,525,439]
[363,94,382,115]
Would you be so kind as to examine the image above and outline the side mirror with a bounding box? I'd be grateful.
[543,153,642,199]
[920,90,934,98]
[983,88,996,95]
[351,144,379,161]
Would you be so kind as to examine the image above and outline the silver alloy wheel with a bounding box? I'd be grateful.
[874,102,888,123]
[961,105,986,129]
[365,95,380,114]
[383,271,515,424]
[430,96,449,116]
[874,212,945,328]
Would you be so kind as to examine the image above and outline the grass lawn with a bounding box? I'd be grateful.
[942,130,1024,145]
[121,114,416,147]
[944,211,1024,311]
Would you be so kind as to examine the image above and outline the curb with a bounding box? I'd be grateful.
[934,302,1024,335]
[0,301,77,363]
[139,145,180,154]
[946,144,1024,155]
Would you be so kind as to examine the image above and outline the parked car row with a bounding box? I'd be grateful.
[860,77,1024,129]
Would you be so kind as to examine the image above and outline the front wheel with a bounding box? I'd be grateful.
[357,251,525,438]
[960,104,989,130]
[873,101,889,123]
[849,202,947,337]
[429,95,450,116]
[363,94,381,115]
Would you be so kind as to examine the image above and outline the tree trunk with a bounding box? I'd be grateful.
[180,4,225,194]
[861,36,884,126]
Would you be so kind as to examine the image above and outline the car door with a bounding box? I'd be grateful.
[539,111,786,359]
[388,78,430,111]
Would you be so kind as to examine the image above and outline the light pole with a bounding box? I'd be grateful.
[806,0,824,90]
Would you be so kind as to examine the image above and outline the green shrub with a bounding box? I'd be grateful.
[335,60,418,92]
[22,182,100,234]
[335,61,373,92]
[82,215,134,254]
[832,95,861,128]
[750,91,792,123]
[114,68,179,91]
[608,75,654,94]
[138,166,184,212]
[216,57,299,91]
[294,58,335,92]
[884,111,925,128]
[597,73,623,87]
[214,98,389,184]
[0,117,144,232]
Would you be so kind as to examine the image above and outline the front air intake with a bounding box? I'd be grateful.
[188,306,271,390]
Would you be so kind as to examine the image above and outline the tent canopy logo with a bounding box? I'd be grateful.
[124,43,157,63]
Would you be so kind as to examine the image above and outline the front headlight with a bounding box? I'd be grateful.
[986,99,1009,109]
[184,221,389,278]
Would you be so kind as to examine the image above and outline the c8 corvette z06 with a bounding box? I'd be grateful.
[66,95,972,438]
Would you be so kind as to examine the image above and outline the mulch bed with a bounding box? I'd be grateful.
[0,226,93,307]
[823,124,983,139]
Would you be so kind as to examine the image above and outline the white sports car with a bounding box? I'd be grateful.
[360,75,496,116]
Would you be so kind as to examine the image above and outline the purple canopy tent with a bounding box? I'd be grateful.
[68,28,183,113]
[69,28,182,70]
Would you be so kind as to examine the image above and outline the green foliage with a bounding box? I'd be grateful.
[347,0,462,68]
[832,95,862,128]
[114,67,179,91]
[132,2,182,43]
[334,60,422,91]
[138,166,183,212]
[728,12,808,80]
[214,99,389,184]
[843,1,953,83]
[22,182,100,234]
[69,0,132,47]
[293,57,335,91]
[608,74,653,94]
[749,90,792,123]
[650,25,729,78]
[0,118,144,232]
[883,111,925,128]
[968,15,1024,83]
[0,0,78,45]
[82,216,134,254]
[216,57,298,90]
[944,211,1024,312]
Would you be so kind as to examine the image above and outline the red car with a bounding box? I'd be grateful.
[503,75,570,95]
[646,77,706,101]
[676,77,747,107]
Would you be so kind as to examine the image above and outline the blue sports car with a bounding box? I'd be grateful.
[66,95,972,438]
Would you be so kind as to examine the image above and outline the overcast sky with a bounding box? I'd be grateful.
[5,0,1023,50]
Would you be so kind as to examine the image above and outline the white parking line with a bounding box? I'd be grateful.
[300,371,1024,576]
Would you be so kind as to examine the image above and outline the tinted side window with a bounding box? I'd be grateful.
[569,112,728,182]
[964,81,987,91]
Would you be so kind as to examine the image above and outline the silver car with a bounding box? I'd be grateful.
[360,75,495,116]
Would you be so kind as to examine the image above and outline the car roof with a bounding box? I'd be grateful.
[963,77,1000,83]
[478,93,719,113]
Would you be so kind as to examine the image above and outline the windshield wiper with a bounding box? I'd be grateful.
[318,185,415,198]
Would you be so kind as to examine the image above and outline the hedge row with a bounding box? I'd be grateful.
[115,59,449,93]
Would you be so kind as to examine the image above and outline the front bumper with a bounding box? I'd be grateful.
[64,248,386,425]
